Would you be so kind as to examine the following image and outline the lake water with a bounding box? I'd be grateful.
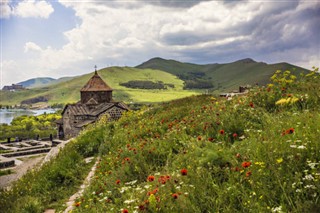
[0,109,57,124]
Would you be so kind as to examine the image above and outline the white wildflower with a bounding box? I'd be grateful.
[144,185,151,189]
[125,180,138,185]
[304,185,316,189]
[271,206,283,212]
[297,145,306,149]
[308,162,318,169]
[120,187,129,193]
[124,199,136,204]
[303,174,314,181]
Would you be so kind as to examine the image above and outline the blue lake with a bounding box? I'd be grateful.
[0,109,57,124]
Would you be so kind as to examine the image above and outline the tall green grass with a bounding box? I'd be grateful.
[0,68,318,212]
[68,68,319,212]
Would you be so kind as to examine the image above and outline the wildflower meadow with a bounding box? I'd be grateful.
[0,68,319,212]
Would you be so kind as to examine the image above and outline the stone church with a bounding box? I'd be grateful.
[57,68,129,139]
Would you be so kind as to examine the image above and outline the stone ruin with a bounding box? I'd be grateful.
[0,139,63,169]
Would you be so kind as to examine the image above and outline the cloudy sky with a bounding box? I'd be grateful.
[1,0,319,86]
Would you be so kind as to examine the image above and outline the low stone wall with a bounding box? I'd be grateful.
[2,148,51,158]
[0,160,15,168]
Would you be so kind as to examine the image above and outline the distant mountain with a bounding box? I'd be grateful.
[17,77,74,88]
[18,77,56,88]
[0,57,311,106]
[136,57,310,90]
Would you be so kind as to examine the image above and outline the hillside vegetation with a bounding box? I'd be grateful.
[0,67,198,106]
[0,112,61,141]
[0,68,319,212]
[1,58,310,106]
[136,58,310,90]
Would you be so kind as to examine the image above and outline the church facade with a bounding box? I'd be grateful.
[57,69,129,139]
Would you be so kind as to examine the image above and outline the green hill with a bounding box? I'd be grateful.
[0,58,310,106]
[0,67,198,106]
[136,57,310,90]
[1,69,319,212]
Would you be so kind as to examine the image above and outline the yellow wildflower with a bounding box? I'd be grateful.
[276,158,283,164]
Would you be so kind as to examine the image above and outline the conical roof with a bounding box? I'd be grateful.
[80,71,113,92]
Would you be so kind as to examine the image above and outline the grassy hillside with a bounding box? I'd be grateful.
[1,58,311,106]
[0,68,319,212]
[0,67,199,106]
[136,58,310,90]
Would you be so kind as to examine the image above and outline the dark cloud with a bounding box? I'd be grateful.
[91,0,210,9]
[142,0,211,8]
[159,1,319,67]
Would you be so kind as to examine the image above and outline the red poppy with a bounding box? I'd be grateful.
[233,133,238,138]
[241,161,251,168]
[249,102,254,108]
[148,188,159,195]
[116,179,121,184]
[219,129,225,135]
[147,175,155,182]
[197,136,202,141]
[122,209,129,213]
[208,137,214,142]
[172,193,179,199]
[286,128,294,134]
[180,168,188,176]
[158,175,170,184]
[246,171,252,177]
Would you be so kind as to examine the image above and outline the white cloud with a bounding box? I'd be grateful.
[14,0,54,19]
[2,0,319,86]
[0,0,12,19]
[27,0,318,75]
[24,42,42,53]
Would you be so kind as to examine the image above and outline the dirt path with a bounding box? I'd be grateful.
[0,156,44,189]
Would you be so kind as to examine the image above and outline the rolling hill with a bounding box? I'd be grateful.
[0,67,198,106]
[17,77,74,88]
[136,57,310,90]
[17,77,55,88]
[0,57,310,106]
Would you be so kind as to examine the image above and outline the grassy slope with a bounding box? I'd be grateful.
[0,70,319,212]
[71,70,320,212]
[0,67,199,105]
[136,58,310,90]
